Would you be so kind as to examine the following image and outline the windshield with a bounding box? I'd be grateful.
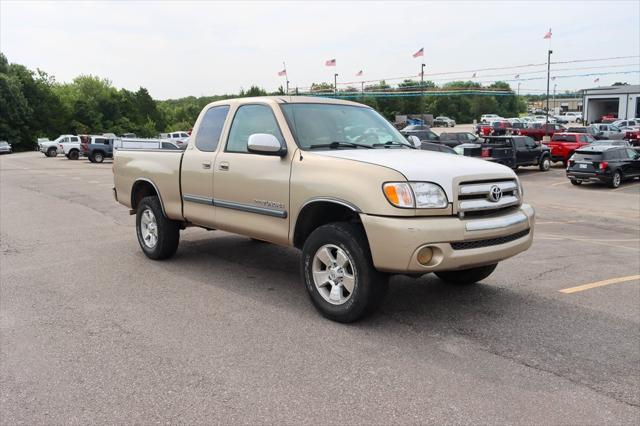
[281,103,408,150]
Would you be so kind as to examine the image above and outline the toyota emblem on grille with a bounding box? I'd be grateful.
[488,185,502,202]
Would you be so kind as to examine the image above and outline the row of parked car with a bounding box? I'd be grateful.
[36,131,191,162]
[400,123,640,189]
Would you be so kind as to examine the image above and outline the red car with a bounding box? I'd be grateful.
[600,113,618,123]
[622,127,640,146]
[516,123,566,141]
[545,133,596,165]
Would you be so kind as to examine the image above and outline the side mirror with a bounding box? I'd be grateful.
[247,133,287,157]
[407,135,421,148]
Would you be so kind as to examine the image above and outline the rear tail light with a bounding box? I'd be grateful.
[599,161,608,170]
[568,160,575,167]
[481,148,490,158]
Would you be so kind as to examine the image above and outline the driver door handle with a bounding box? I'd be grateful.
[202,161,211,169]
[219,161,229,171]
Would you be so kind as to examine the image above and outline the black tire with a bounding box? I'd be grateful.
[47,147,57,157]
[93,152,104,163]
[539,156,551,171]
[136,196,180,260]
[301,222,388,323]
[68,149,79,160]
[435,264,498,285]
[88,156,96,163]
[609,171,622,188]
[570,179,582,186]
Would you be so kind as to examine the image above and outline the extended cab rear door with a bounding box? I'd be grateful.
[181,105,230,228]
[212,103,294,245]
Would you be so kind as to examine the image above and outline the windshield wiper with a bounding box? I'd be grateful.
[373,140,417,149]
[308,141,373,150]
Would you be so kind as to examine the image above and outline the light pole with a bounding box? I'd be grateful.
[545,49,553,127]
[421,63,426,115]
[553,83,557,114]
[334,73,338,96]
[517,82,521,97]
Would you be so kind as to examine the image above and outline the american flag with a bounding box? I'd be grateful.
[543,28,552,39]
[594,78,600,83]
[551,76,556,81]
[356,70,363,77]
[277,69,286,76]
[325,58,336,67]
[515,74,520,79]
[472,72,477,78]
[412,47,424,58]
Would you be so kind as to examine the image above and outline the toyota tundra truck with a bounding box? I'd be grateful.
[113,97,535,322]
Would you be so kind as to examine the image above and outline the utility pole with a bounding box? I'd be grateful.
[334,73,338,96]
[286,80,289,95]
[517,82,521,97]
[361,81,364,101]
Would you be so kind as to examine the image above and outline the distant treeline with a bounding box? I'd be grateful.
[1,52,525,151]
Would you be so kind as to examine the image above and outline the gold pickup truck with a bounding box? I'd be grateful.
[113,96,534,322]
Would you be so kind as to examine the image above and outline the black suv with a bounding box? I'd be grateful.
[401,129,440,143]
[566,146,640,188]
[438,132,479,147]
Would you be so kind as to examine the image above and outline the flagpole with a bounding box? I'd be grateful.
[282,61,289,95]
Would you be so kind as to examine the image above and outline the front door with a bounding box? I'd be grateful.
[213,103,293,245]
[181,105,230,228]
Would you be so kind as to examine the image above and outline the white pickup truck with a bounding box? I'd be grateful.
[39,134,78,157]
[113,97,535,322]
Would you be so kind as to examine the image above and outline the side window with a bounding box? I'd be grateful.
[226,104,284,153]
[71,136,79,142]
[579,135,587,143]
[627,149,638,159]
[514,138,526,149]
[195,105,230,152]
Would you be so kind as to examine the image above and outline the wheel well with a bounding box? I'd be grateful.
[70,148,78,152]
[131,180,159,211]
[293,201,361,249]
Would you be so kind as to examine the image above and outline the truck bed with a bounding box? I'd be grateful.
[113,149,184,220]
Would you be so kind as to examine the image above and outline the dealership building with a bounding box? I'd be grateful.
[581,84,640,124]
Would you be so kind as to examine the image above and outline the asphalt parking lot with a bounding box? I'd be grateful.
[1,151,639,424]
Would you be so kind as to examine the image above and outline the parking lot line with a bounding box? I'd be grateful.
[551,181,570,186]
[611,183,640,192]
[536,234,640,251]
[559,275,640,294]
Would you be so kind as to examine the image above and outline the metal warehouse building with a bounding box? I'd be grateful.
[581,84,639,124]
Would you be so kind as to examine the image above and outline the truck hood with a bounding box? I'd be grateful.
[313,149,516,199]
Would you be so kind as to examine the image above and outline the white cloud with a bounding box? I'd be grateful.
[1,0,638,98]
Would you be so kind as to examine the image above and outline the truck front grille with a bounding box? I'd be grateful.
[450,229,530,250]
[457,179,520,217]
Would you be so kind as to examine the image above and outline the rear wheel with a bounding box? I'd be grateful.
[68,149,79,160]
[93,152,104,163]
[539,156,551,171]
[435,264,498,285]
[570,179,582,186]
[610,171,622,188]
[136,196,180,260]
[301,222,388,323]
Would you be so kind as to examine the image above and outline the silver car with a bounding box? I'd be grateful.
[0,141,12,154]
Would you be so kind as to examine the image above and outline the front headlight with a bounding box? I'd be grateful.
[383,182,448,209]
[516,176,524,198]
[410,182,448,208]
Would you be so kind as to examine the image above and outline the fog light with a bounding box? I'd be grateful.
[417,247,434,265]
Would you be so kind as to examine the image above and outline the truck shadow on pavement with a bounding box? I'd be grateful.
[158,233,639,407]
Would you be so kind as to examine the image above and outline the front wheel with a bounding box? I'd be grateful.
[539,156,551,171]
[301,222,388,323]
[47,147,57,157]
[136,196,180,260]
[435,264,497,285]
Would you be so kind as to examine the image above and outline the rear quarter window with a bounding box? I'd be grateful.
[195,105,230,152]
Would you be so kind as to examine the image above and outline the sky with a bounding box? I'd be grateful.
[1,0,639,99]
